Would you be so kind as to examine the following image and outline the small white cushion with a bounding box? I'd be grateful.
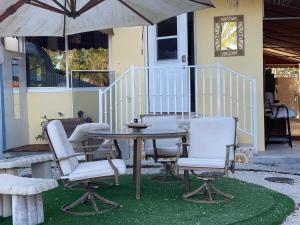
[47,120,79,175]
[68,159,126,181]
[177,158,225,169]
[145,146,181,157]
[271,107,297,119]
[0,174,58,195]
[69,123,109,142]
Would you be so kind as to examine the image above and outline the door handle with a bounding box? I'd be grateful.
[181,55,187,63]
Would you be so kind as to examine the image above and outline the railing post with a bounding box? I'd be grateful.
[252,79,258,154]
[99,89,103,123]
[131,64,135,121]
[216,63,221,116]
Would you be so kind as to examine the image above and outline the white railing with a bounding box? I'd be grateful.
[99,64,257,152]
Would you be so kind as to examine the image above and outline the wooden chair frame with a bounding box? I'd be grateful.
[45,124,121,215]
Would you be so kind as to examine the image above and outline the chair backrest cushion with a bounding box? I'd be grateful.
[142,115,179,151]
[189,117,236,161]
[47,120,79,175]
[69,123,109,149]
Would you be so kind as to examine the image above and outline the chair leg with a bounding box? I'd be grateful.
[61,190,120,215]
[149,161,183,183]
[183,178,233,203]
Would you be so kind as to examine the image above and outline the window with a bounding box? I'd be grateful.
[156,17,178,60]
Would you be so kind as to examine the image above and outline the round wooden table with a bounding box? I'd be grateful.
[88,128,189,199]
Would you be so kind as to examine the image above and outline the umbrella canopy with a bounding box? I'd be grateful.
[0,0,214,37]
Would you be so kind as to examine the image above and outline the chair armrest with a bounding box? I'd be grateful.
[176,142,190,146]
[74,144,102,151]
[54,152,85,162]
[226,144,238,149]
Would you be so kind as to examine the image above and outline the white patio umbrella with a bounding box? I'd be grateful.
[0,0,214,37]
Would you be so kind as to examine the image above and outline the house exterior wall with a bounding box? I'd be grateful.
[111,27,145,75]
[27,90,99,144]
[27,91,73,144]
[195,0,264,151]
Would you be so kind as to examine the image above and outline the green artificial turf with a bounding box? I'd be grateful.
[1,176,294,225]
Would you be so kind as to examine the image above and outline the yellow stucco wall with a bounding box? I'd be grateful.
[27,91,73,144]
[196,0,264,151]
[27,90,99,144]
[72,90,99,123]
[111,27,146,126]
[112,27,145,74]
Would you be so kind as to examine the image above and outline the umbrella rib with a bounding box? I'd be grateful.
[51,0,71,13]
[0,0,25,23]
[77,0,105,16]
[118,0,153,25]
[30,0,70,16]
[187,0,216,8]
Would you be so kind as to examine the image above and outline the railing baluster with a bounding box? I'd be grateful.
[174,70,177,115]
[223,69,226,116]
[138,69,142,116]
[230,72,233,117]
[210,67,213,116]
[243,78,246,130]
[120,78,123,128]
[195,67,199,117]
[167,69,170,114]
[125,75,128,123]
[188,67,191,120]
[160,69,163,115]
[181,68,184,119]
[152,70,156,115]
[145,68,149,114]
[236,75,239,129]
[115,84,118,130]
[99,90,103,123]
[109,89,113,131]
[104,92,107,124]
[250,81,253,134]
[202,67,206,117]
[131,65,135,121]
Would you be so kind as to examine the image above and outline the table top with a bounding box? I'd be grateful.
[88,128,187,139]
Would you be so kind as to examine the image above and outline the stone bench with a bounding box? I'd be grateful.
[0,174,58,225]
[0,154,53,178]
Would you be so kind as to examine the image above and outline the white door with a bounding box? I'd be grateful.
[3,51,29,149]
[148,14,189,113]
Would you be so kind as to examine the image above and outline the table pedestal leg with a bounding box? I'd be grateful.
[182,136,190,191]
[135,138,142,199]
[133,140,137,183]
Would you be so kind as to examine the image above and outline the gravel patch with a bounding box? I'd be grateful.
[230,171,300,225]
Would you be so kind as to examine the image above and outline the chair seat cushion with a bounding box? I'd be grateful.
[145,146,181,157]
[177,158,225,168]
[68,159,126,181]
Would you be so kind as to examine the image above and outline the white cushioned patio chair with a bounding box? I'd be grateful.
[46,120,126,215]
[141,114,182,182]
[177,117,237,203]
